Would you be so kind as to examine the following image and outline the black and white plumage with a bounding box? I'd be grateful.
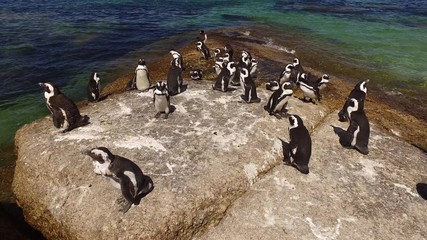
[284,114,312,174]
[279,63,295,84]
[297,73,321,103]
[264,82,293,117]
[239,50,252,68]
[214,57,224,76]
[39,82,89,132]
[169,49,184,70]
[190,69,203,80]
[265,80,280,91]
[240,68,261,103]
[87,72,101,102]
[84,147,154,213]
[167,58,183,96]
[249,58,258,79]
[153,81,171,119]
[196,41,211,60]
[214,48,224,61]
[291,57,304,83]
[198,30,207,43]
[212,61,237,92]
[338,79,369,122]
[345,98,370,155]
[133,58,151,91]
[317,74,330,91]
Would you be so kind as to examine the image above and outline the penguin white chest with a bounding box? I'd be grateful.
[155,95,169,112]
[299,84,316,99]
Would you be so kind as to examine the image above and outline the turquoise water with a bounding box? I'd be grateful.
[1,0,426,157]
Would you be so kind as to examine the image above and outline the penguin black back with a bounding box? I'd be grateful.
[87,72,101,102]
[286,114,312,174]
[338,79,369,122]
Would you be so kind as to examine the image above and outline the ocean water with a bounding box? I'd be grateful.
[1,0,426,161]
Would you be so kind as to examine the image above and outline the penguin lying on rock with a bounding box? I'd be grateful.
[84,147,154,213]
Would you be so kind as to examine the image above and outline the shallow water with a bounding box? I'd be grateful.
[1,0,426,173]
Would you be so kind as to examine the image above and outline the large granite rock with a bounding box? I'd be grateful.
[13,81,329,239]
[197,111,427,240]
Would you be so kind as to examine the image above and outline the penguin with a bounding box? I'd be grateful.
[291,57,304,82]
[317,74,330,91]
[153,81,171,119]
[338,79,369,122]
[222,53,231,63]
[190,69,203,80]
[344,98,370,154]
[224,43,234,61]
[239,50,252,68]
[196,41,211,60]
[264,82,293,117]
[249,58,258,79]
[296,73,321,103]
[265,80,280,91]
[279,63,295,84]
[284,114,311,174]
[169,49,184,70]
[198,30,207,43]
[212,61,237,92]
[240,68,261,103]
[39,82,89,132]
[134,58,151,91]
[167,58,183,96]
[84,147,154,213]
[87,72,101,102]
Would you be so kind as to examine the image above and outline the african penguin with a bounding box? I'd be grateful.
[292,57,304,82]
[167,57,183,96]
[317,74,330,91]
[240,68,261,103]
[214,48,224,61]
[239,50,252,68]
[212,61,236,92]
[214,57,224,76]
[153,81,171,119]
[264,82,293,117]
[190,69,203,80]
[297,73,321,103]
[345,98,370,155]
[84,147,154,213]
[265,80,280,91]
[338,79,369,122]
[87,72,101,102]
[196,41,211,60]
[39,82,89,132]
[279,63,295,84]
[249,58,258,79]
[285,114,312,174]
[134,58,151,91]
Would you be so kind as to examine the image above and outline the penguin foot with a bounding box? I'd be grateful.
[163,113,169,119]
[249,98,261,103]
[354,145,369,155]
[154,112,161,119]
[117,197,132,213]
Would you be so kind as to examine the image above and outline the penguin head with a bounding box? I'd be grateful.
[196,41,203,50]
[288,114,303,130]
[241,50,251,59]
[356,79,369,94]
[224,44,233,52]
[200,30,204,34]
[85,147,114,164]
[214,48,221,56]
[156,81,167,91]
[318,74,329,84]
[293,58,300,67]
[223,53,230,61]
[282,82,293,91]
[169,49,181,59]
[138,58,146,66]
[92,72,100,83]
[226,62,236,74]
[285,63,294,72]
[39,82,60,97]
[266,80,279,91]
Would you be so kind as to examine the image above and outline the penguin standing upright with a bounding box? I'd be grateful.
[338,79,369,122]
[87,72,101,102]
[296,73,321,103]
[345,98,370,155]
[212,61,236,92]
[167,57,183,96]
[169,49,184,70]
[264,82,293,117]
[84,147,154,213]
[153,81,171,119]
[291,57,304,83]
[240,68,261,103]
[134,58,151,91]
[224,43,234,61]
[198,30,207,43]
[196,41,211,60]
[39,82,89,132]
[214,57,224,76]
[285,114,312,174]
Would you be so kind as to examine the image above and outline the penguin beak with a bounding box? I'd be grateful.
[38,83,45,87]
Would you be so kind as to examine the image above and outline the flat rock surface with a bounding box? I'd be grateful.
[13,80,328,240]
[197,111,427,240]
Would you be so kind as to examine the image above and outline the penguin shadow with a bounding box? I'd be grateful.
[331,125,352,148]
[134,175,155,205]
[416,183,427,200]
